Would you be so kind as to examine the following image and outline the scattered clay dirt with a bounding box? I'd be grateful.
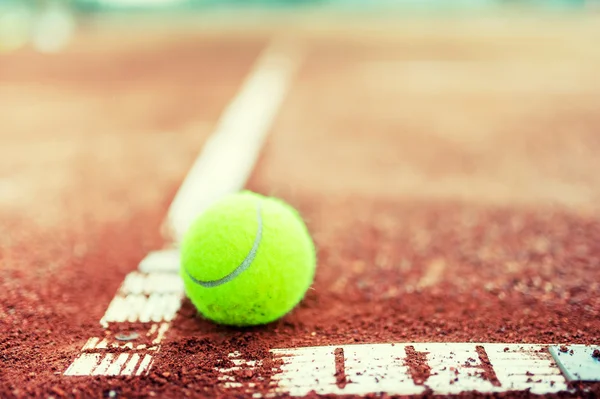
[334,348,348,389]
[404,346,431,386]
[475,346,501,387]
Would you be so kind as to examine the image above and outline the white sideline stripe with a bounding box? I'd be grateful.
[127,295,145,322]
[165,38,304,243]
[120,271,184,295]
[217,343,593,397]
[100,292,183,325]
[139,293,162,323]
[100,296,126,327]
[138,249,180,274]
[165,294,183,321]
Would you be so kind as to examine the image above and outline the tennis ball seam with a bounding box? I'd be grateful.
[183,200,263,288]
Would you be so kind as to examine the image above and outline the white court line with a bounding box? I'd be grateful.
[164,38,304,243]
[217,343,598,397]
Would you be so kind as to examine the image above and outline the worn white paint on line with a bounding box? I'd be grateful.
[218,343,587,397]
[67,267,183,376]
[64,352,154,377]
[165,38,304,243]
[97,267,185,327]
[271,346,345,397]
[64,353,102,376]
[106,353,131,376]
[76,323,170,356]
[100,292,183,326]
[136,354,154,376]
[342,344,424,396]
[120,271,184,295]
[121,353,142,376]
[125,294,145,323]
[139,293,163,323]
[92,353,116,376]
[485,343,569,394]
[99,295,126,327]
[150,294,171,322]
[413,343,494,394]
[153,323,171,345]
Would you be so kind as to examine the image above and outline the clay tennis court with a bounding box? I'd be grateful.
[1,10,600,399]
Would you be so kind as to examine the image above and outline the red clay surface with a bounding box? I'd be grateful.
[2,15,600,399]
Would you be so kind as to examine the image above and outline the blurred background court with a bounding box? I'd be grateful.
[0,0,598,54]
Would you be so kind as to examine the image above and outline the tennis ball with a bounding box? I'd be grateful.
[180,191,316,326]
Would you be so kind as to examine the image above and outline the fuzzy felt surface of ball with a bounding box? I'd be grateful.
[180,191,316,326]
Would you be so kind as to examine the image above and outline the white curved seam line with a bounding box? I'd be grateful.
[185,202,262,288]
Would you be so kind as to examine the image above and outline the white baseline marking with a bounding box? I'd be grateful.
[165,38,304,243]
[217,343,596,397]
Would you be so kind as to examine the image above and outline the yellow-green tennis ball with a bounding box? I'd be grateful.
[180,191,316,326]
